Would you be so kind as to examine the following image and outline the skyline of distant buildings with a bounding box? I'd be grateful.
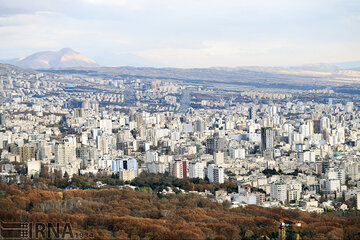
[1,67,360,213]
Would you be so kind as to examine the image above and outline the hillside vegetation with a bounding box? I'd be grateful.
[1,180,360,240]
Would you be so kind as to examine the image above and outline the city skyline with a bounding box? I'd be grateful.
[1,1,360,239]
[1,62,360,239]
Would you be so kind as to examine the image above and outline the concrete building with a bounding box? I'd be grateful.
[188,162,204,179]
[261,127,274,152]
[270,182,287,203]
[119,169,137,181]
[18,144,35,162]
[214,151,224,166]
[207,164,224,183]
[55,138,76,165]
[170,160,188,179]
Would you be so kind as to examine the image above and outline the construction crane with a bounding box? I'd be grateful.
[278,209,303,240]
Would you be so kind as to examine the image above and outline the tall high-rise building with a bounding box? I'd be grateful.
[270,181,287,202]
[112,158,138,171]
[18,144,35,162]
[206,136,227,155]
[261,127,274,152]
[77,146,92,168]
[326,168,341,193]
[55,139,76,165]
[320,117,330,132]
[299,124,310,137]
[112,158,138,178]
[170,160,187,179]
[306,119,314,135]
[188,162,204,179]
[0,113,5,128]
[207,164,224,183]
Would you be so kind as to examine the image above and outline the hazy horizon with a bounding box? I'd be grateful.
[1,0,360,68]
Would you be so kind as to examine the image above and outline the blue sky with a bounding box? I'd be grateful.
[0,0,359,67]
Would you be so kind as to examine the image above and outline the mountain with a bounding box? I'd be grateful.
[10,48,99,69]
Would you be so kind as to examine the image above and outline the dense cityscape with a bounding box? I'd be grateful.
[2,0,360,239]
[1,64,360,214]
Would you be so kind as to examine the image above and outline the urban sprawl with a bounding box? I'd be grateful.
[1,68,360,214]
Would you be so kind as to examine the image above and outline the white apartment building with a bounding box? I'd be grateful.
[188,162,204,179]
[207,164,224,183]
[55,138,76,165]
[270,182,287,202]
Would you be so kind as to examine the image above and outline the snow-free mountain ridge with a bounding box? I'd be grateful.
[9,48,99,69]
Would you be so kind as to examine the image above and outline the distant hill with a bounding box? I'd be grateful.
[0,63,36,75]
[4,48,99,69]
[2,55,360,88]
[334,61,360,69]
[41,65,332,89]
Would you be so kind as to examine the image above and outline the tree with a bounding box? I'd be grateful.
[39,165,50,179]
